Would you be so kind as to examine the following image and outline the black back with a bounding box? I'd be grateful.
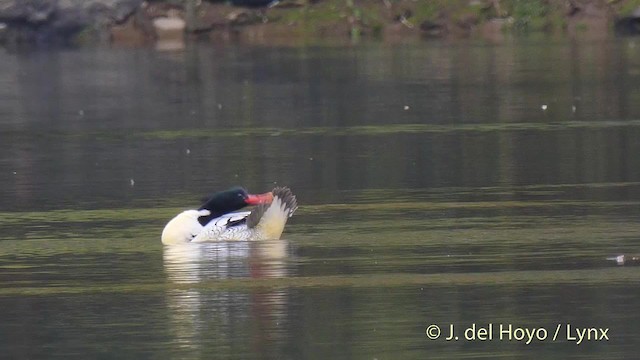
[197,187,250,226]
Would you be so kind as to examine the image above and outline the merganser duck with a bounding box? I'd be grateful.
[162,187,297,245]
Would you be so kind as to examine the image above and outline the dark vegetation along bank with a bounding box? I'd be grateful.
[2,0,640,46]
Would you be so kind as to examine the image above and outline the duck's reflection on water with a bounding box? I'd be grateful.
[163,240,289,283]
[163,240,290,355]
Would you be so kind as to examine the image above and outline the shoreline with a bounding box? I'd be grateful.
[1,0,640,47]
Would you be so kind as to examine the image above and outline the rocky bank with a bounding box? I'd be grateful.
[1,0,640,46]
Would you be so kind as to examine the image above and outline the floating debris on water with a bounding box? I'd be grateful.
[130,179,135,187]
[606,254,640,266]
[541,104,548,111]
[404,105,410,110]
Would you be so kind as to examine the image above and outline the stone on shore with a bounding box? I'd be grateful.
[0,0,143,43]
[153,13,186,51]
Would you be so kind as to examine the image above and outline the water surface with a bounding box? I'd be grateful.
[1,39,640,358]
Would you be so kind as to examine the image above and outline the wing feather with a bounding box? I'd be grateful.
[192,211,251,242]
[209,211,251,228]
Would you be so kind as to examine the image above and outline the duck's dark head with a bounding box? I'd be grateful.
[197,187,273,225]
